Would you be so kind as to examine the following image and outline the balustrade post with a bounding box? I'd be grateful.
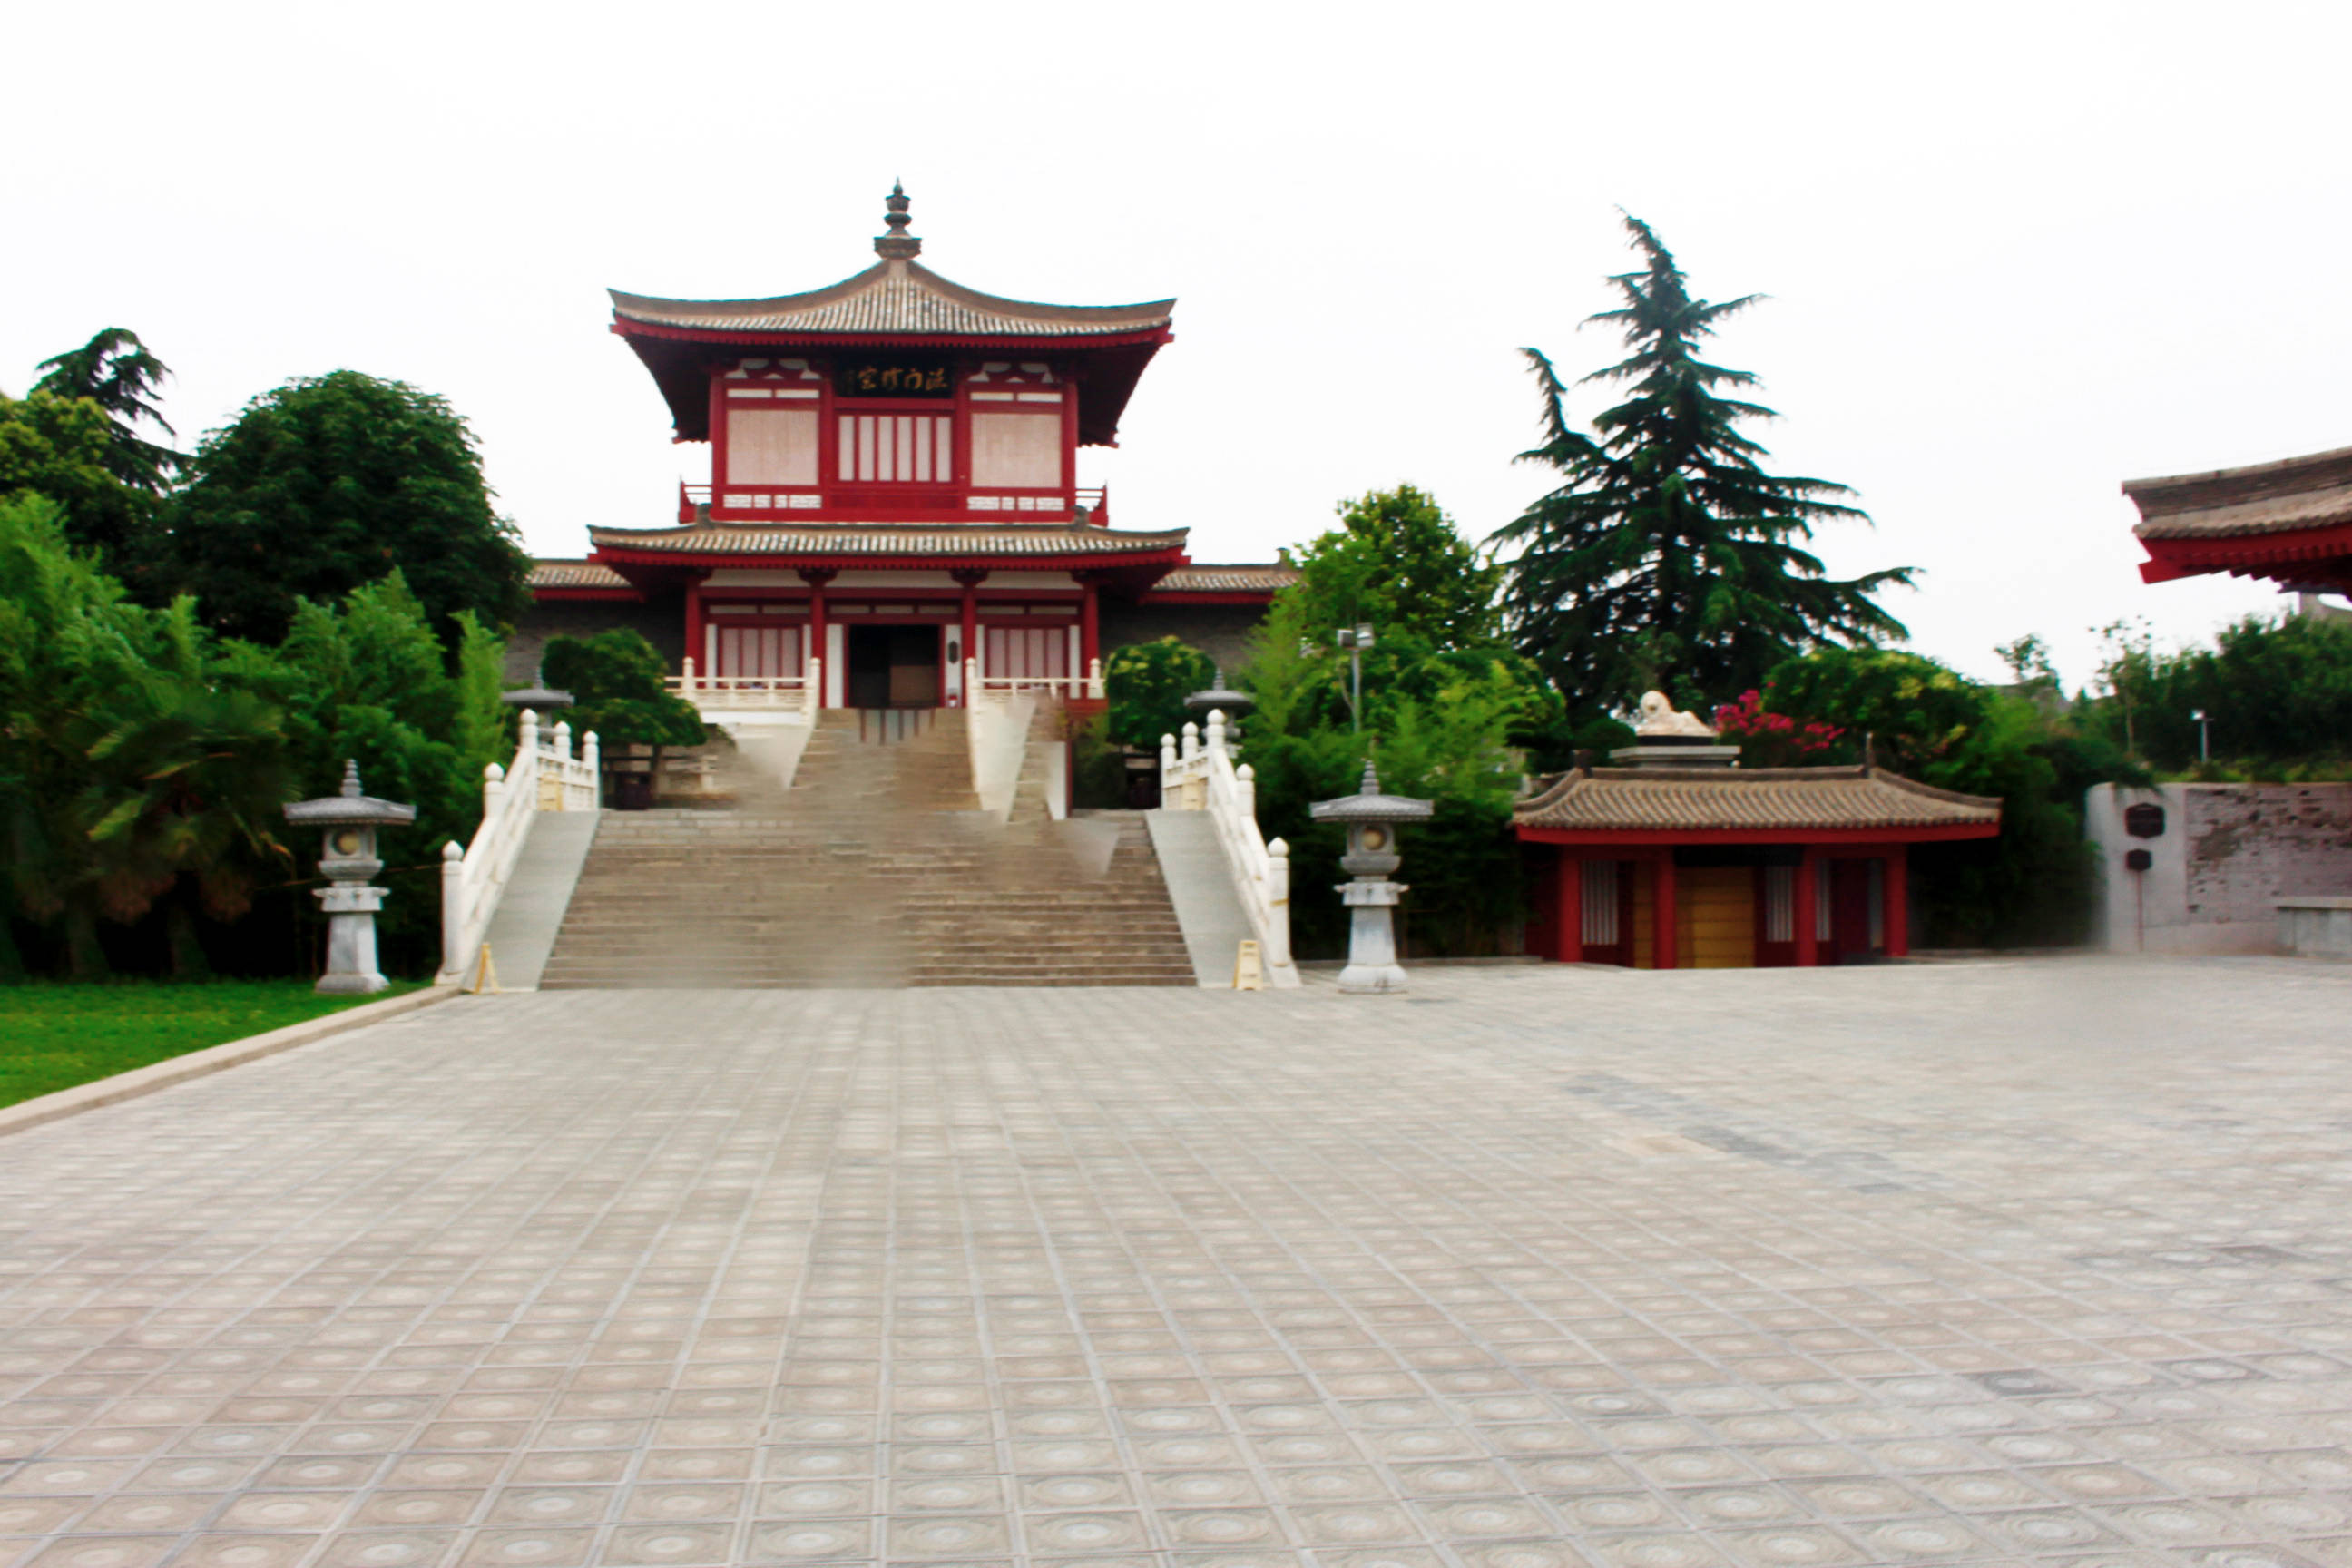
[517,709,538,760]
[1087,657,1104,701]
[1265,837,1291,967]
[1181,721,1199,762]
[803,656,822,720]
[1159,732,1178,807]
[1206,709,1227,759]
[440,840,466,979]
[681,655,697,694]
[483,760,505,811]
[965,657,979,705]
[583,731,601,808]
[1236,761,1256,822]
[553,720,572,760]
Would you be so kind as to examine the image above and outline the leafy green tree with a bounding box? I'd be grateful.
[1494,215,1914,717]
[1104,637,1214,750]
[215,572,512,973]
[0,390,152,563]
[0,497,293,976]
[151,370,533,645]
[1285,485,1504,651]
[34,328,181,492]
[2112,612,2352,774]
[541,631,706,797]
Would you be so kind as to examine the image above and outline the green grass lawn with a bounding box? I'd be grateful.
[0,980,421,1110]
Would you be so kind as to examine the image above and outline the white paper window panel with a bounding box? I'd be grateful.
[725,408,818,486]
[1581,860,1620,946]
[838,414,953,483]
[1762,865,1794,943]
[982,627,1070,680]
[715,625,803,680]
[968,412,1062,489]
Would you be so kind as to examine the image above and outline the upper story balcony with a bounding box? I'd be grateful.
[680,482,1110,528]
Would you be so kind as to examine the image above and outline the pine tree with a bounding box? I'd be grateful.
[1494,216,1913,715]
[34,328,181,492]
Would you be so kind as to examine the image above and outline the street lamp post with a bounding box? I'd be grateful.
[1334,623,1375,730]
[2190,707,2210,764]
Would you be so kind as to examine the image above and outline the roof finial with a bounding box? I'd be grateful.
[877,181,920,260]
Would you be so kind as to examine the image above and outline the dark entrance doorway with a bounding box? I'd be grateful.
[846,625,940,709]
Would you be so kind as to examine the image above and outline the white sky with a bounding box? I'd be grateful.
[8,0,2345,692]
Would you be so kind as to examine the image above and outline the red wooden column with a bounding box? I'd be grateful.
[952,568,987,704]
[1553,853,1583,965]
[1079,577,1102,677]
[1885,849,1910,957]
[1794,847,1820,967]
[799,568,835,707]
[682,576,707,688]
[1651,853,1678,970]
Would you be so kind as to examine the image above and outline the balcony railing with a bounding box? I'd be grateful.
[668,659,821,720]
[676,482,1110,526]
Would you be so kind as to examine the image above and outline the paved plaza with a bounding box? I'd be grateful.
[3,959,2351,1568]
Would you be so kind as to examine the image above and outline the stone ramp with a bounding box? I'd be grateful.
[476,810,598,990]
[1147,806,1257,986]
[538,709,1196,988]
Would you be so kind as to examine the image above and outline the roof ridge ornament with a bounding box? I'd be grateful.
[876,181,921,260]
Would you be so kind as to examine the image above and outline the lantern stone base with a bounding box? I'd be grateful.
[316,885,389,996]
[1336,879,1409,995]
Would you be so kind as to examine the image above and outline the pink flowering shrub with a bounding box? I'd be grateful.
[1710,689,1844,768]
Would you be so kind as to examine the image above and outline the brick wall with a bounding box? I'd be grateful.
[505,595,685,685]
[2088,782,2352,953]
[1099,601,1269,678]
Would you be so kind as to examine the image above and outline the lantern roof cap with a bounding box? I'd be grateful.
[1310,760,1434,822]
[285,760,416,828]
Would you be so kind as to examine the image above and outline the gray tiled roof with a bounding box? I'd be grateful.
[2127,443,2352,540]
[528,560,629,589]
[611,259,1173,339]
[1155,564,1299,593]
[1514,766,2002,833]
[586,524,1187,558]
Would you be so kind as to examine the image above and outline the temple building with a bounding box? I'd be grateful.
[1514,695,2002,967]
[514,187,1294,723]
[2128,442,2352,602]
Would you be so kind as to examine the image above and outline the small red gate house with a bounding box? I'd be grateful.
[514,187,1291,714]
[1515,698,2002,968]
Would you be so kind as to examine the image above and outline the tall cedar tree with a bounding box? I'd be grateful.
[34,328,181,492]
[1494,217,1913,714]
[153,371,533,646]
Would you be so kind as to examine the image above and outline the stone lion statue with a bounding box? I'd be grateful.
[1634,690,1717,738]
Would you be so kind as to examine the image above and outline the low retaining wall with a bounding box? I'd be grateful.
[2087,782,2352,955]
[2280,897,2352,958]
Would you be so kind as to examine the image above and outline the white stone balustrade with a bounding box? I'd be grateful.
[437,708,600,984]
[1160,708,1298,986]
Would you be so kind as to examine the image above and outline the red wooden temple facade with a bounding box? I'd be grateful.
[1515,735,2002,969]
[515,188,1290,712]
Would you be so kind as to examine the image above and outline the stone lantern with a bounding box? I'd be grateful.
[1310,760,1433,994]
[283,760,416,995]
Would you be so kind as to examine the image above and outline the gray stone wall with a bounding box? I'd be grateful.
[504,595,686,685]
[2087,781,2352,954]
[1100,601,1269,679]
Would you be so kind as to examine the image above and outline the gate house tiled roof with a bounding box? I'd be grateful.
[529,560,629,590]
[611,259,1174,340]
[586,524,1188,559]
[2127,443,2352,540]
[1155,564,1299,593]
[1514,766,2002,834]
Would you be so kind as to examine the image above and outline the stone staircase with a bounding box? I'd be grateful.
[536,707,1197,988]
